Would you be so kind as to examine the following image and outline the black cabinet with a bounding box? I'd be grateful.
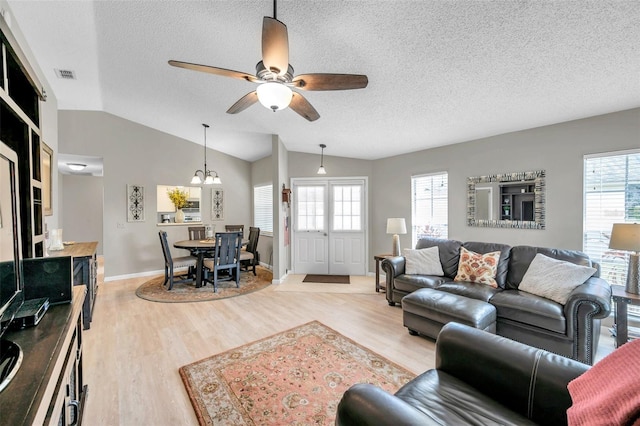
[0,287,87,425]
[48,242,98,330]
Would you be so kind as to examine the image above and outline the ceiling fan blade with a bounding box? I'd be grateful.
[292,74,369,91]
[289,92,320,122]
[168,60,258,83]
[262,17,289,76]
[226,91,259,114]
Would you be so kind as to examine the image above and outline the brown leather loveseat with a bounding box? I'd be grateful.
[382,237,611,364]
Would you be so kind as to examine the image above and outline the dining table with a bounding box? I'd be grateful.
[173,238,247,288]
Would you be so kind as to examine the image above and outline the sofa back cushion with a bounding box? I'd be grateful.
[416,238,462,279]
[462,242,512,289]
[507,246,596,289]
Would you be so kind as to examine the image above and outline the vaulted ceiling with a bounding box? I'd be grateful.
[6,1,640,162]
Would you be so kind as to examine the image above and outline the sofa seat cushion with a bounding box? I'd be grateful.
[489,289,566,334]
[394,274,447,294]
[395,370,536,426]
[436,281,502,302]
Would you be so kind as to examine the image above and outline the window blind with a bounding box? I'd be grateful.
[584,150,640,315]
[254,184,273,235]
[411,172,448,247]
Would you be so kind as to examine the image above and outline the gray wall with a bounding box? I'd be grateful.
[61,174,104,254]
[58,111,252,279]
[371,108,640,263]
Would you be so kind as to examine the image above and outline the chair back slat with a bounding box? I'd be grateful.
[214,232,242,267]
[188,226,206,240]
[225,225,244,238]
[246,227,260,253]
[159,231,173,264]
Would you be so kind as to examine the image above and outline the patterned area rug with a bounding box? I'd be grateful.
[179,321,415,425]
[135,266,272,303]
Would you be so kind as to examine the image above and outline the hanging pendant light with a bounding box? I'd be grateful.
[317,144,327,175]
[190,123,222,185]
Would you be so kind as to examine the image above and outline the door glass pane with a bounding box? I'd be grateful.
[332,185,362,231]
[297,186,325,231]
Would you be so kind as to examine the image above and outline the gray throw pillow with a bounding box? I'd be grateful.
[518,253,596,304]
[404,246,444,276]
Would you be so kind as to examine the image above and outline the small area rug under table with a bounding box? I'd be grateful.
[179,321,415,425]
[135,266,272,303]
[302,274,350,284]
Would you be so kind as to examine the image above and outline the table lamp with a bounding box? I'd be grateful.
[609,223,640,294]
[387,218,407,256]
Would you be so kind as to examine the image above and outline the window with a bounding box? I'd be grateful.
[411,172,448,246]
[254,184,273,235]
[584,150,640,289]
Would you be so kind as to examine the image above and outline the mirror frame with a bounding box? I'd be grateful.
[467,170,545,229]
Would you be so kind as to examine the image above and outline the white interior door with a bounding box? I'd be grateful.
[293,178,367,275]
[329,181,366,275]
[293,183,329,274]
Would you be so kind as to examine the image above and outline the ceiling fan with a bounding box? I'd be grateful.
[168,0,368,122]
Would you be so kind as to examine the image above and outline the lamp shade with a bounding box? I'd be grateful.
[386,218,407,234]
[257,82,293,111]
[609,223,640,252]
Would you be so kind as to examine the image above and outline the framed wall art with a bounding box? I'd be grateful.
[212,188,224,220]
[127,184,145,222]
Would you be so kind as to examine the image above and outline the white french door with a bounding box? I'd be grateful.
[292,178,367,275]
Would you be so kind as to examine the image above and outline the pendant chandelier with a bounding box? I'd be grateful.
[317,144,327,175]
[190,123,221,185]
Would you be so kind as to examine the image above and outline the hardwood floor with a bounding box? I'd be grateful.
[82,260,615,425]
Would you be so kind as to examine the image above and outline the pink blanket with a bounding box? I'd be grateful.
[567,339,640,426]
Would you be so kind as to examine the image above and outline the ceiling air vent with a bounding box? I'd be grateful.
[55,69,76,80]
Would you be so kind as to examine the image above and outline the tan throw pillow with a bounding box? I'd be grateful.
[454,247,501,288]
[404,246,444,276]
[518,253,596,305]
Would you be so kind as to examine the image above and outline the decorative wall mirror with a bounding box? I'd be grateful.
[467,170,545,229]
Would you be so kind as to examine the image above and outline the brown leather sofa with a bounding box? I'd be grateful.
[382,238,611,365]
[336,322,590,426]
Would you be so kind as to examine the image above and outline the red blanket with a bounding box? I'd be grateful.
[567,339,640,426]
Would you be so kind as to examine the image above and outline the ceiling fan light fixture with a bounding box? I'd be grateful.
[67,163,87,171]
[257,81,292,112]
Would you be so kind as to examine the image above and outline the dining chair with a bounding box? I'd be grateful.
[240,227,260,275]
[158,231,197,290]
[225,224,244,238]
[202,232,243,292]
[188,226,206,240]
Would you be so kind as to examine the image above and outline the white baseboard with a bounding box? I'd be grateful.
[105,268,165,282]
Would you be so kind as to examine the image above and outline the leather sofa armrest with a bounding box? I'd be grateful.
[564,276,612,319]
[382,256,405,277]
[382,256,405,302]
[436,323,589,424]
[335,383,432,426]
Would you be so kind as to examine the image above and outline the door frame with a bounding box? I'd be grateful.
[290,176,369,275]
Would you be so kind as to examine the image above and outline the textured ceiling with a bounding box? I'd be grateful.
[5,1,640,162]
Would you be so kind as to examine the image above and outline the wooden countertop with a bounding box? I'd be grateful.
[47,241,97,258]
[0,286,86,425]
